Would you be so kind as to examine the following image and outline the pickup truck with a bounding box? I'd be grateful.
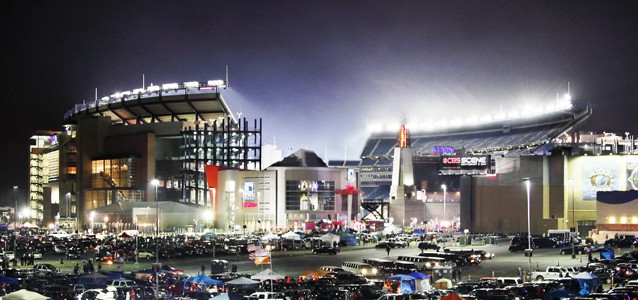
[531,266,571,281]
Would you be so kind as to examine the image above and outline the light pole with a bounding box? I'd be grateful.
[569,178,576,258]
[89,211,95,234]
[13,186,17,252]
[151,178,160,299]
[65,192,70,230]
[523,178,532,275]
[441,184,447,225]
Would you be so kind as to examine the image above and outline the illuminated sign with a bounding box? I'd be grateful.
[243,181,256,207]
[432,146,455,154]
[439,155,491,175]
[627,163,638,190]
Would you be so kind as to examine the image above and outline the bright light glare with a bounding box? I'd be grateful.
[367,123,383,133]
[563,93,572,101]
[162,83,179,90]
[479,115,493,123]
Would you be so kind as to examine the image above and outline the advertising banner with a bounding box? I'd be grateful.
[439,155,491,175]
[582,162,619,200]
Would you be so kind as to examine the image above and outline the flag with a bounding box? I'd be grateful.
[254,256,271,265]
[247,243,261,252]
[254,249,269,257]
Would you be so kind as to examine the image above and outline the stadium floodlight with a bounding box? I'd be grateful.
[479,114,493,123]
[100,96,110,102]
[494,112,506,120]
[544,104,556,113]
[385,123,399,132]
[121,91,132,97]
[132,88,145,94]
[507,111,520,119]
[366,123,383,133]
[464,116,479,126]
[147,85,161,92]
[162,83,179,90]
[184,81,200,88]
[207,80,225,87]
[449,118,463,127]
[110,92,122,99]
[563,93,572,101]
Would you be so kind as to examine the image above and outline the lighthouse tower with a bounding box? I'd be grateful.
[389,117,415,225]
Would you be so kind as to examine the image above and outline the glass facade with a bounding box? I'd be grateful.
[87,157,144,207]
[285,180,335,211]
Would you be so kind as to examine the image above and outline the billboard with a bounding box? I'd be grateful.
[439,155,491,175]
[582,162,619,200]
[627,162,638,191]
[243,181,256,207]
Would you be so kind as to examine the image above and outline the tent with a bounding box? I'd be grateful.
[441,293,465,300]
[3,289,49,300]
[77,272,110,286]
[320,233,340,246]
[251,268,285,281]
[261,233,280,242]
[211,294,231,300]
[21,222,38,229]
[409,272,432,292]
[225,277,261,286]
[282,231,301,240]
[592,247,615,260]
[386,274,416,294]
[434,278,453,290]
[573,272,600,295]
[546,288,577,299]
[184,273,224,290]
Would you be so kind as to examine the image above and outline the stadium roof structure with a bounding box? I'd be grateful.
[64,80,237,125]
[346,106,593,165]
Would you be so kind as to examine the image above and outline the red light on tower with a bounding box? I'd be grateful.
[398,124,410,148]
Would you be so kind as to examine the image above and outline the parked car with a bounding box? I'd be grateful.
[34,263,59,273]
[559,245,590,255]
[136,250,156,259]
[312,246,339,255]
[418,241,441,251]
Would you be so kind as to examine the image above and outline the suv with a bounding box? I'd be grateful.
[106,279,137,289]
[418,241,441,251]
[312,246,339,255]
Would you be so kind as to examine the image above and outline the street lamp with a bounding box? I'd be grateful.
[65,192,71,229]
[523,178,532,276]
[569,178,576,258]
[441,184,447,224]
[89,211,95,234]
[13,186,17,252]
[151,178,160,299]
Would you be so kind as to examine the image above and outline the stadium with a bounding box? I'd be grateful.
[25,80,638,238]
[328,97,638,237]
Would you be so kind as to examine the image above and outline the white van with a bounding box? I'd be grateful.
[106,279,137,288]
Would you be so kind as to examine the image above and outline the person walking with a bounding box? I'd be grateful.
[385,245,391,256]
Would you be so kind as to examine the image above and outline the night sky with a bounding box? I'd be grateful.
[2,1,637,201]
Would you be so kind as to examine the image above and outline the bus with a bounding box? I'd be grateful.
[396,255,446,270]
[341,261,378,277]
